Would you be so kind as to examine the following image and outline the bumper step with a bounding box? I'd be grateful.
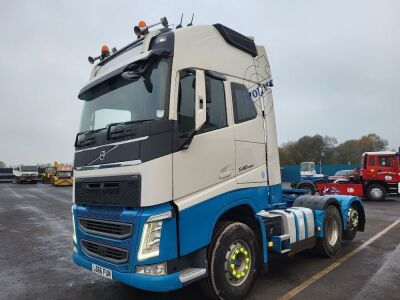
[179,268,206,284]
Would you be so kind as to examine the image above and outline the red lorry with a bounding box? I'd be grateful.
[316,151,400,201]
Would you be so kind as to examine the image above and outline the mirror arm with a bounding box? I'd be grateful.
[179,130,196,150]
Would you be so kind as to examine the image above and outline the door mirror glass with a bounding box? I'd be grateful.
[178,70,196,136]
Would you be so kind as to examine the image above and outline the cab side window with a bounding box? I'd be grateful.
[368,155,375,166]
[199,76,227,133]
[378,156,393,168]
[231,83,257,123]
[177,69,195,135]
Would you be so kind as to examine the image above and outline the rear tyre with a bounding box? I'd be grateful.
[366,184,386,201]
[314,205,342,257]
[298,183,316,195]
[200,221,259,300]
[343,204,359,240]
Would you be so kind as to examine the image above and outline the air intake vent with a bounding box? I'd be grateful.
[81,240,129,264]
[75,175,141,207]
[79,217,133,239]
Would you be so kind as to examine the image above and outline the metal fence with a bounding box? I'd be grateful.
[281,164,359,183]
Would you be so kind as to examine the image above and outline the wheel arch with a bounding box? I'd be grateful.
[209,202,268,266]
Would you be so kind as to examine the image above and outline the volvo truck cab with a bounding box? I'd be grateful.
[72,18,365,299]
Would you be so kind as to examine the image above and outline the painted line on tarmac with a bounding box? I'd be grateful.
[278,219,400,300]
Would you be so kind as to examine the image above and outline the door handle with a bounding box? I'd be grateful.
[219,169,234,179]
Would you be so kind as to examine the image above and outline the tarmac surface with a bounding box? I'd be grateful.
[0,183,399,300]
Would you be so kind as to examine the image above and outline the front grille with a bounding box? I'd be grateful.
[74,175,141,207]
[79,217,133,239]
[81,240,129,264]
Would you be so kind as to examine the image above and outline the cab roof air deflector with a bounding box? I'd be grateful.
[213,24,257,57]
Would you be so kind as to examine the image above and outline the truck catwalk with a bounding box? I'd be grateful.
[0,183,399,300]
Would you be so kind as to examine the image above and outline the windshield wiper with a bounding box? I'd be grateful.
[106,119,154,140]
[75,128,105,147]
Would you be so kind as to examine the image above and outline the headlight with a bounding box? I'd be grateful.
[138,221,163,260]
[137,211,172,261]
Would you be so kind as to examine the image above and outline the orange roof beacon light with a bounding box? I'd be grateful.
[88,44,111,64]
[134,17,169,38]
[88,16,169,64]
[101,45,110,59]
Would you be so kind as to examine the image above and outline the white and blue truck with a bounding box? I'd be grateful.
[72,18,365,299]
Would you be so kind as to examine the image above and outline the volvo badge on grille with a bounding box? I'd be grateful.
[99,150,106,160]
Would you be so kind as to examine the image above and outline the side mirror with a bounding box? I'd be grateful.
[195,69,206,131]
[121,71,141,81]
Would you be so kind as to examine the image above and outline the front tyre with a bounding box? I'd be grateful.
[315,205,342,257]
[200,222,259,300]
[366,184,386,201]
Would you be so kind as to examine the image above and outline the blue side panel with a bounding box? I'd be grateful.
[178,185,281,256]
[269,183,284,206]
[255,214,269,263]
[313,209,325,238]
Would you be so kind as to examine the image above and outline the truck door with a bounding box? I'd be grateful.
[377,154,399,195]
[172,69,236,200]
[377,155,397,181]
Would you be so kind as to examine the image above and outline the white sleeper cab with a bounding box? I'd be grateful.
[71,17,366,300]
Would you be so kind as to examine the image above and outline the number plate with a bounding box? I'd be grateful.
[92,264,112,279]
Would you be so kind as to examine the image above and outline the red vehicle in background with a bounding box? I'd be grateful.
[316,150,400,201]
[328,169,354,181]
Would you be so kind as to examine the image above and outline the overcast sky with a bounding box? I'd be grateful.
[0,0,399,165]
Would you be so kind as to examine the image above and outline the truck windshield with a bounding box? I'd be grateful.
[300,162,315,172]
[79,58,169,133]
[21,166,38,172]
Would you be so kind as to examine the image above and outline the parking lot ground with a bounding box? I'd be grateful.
[0,183,399,300]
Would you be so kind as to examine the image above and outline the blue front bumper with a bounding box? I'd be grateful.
[73,252,182,292]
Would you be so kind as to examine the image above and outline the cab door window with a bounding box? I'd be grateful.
[378,156,393,168]
[177,70,227,135]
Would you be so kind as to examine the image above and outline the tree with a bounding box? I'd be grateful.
[279,133,388,165]
[279,135,337,165]
[333,133,388,164]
